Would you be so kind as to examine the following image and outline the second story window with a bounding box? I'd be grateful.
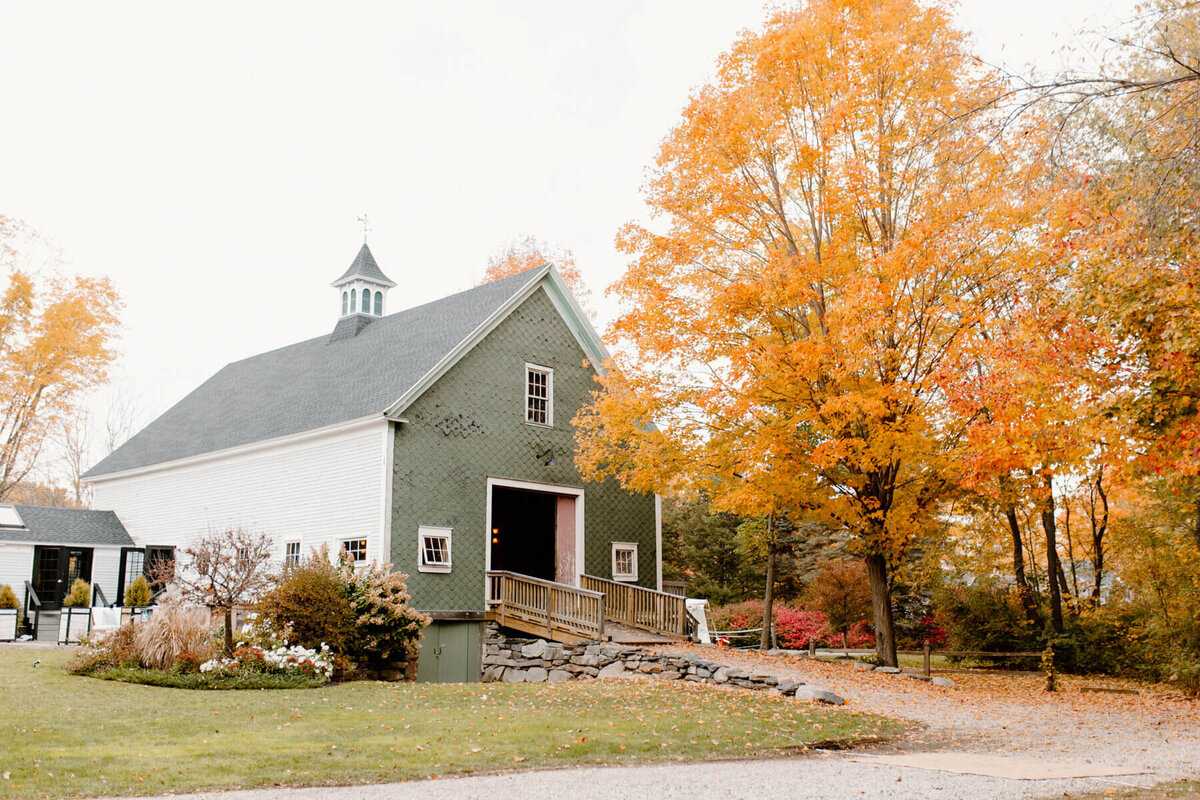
[284,541,301,568]
[525,364,552,426]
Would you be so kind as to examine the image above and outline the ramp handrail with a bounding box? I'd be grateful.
[581,574,688,638]
[23,581,42,639]
[486,571,605,642]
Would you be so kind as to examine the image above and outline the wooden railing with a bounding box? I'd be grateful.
[486,571,605,644]
[581,575,688,638]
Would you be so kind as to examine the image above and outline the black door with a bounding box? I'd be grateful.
[31,546,94,608]
[32,546,61,609]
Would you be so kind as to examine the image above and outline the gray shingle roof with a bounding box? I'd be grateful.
[331,244,397,288]
[0,505,134,546]
[84,266,548,478]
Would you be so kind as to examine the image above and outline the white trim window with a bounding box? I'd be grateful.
[525,363,553,426]
[612,542,638,582]
[342,538,367,564]
[418,526,452,573]
[284,541,301,568]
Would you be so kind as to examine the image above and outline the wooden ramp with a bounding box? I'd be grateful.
[487,571,692,646]
[605,622,678,645]
[486,571,605,644]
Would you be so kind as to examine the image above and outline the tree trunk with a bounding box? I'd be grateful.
[1040,472,1064,634]
[1091,471,1108,602]
[1064,503,1080,598]
[760,514,775,652]
[223,608,235,655]
[865,552,897,666]
[1193,495,1200,553]
[1004,502,1040,626]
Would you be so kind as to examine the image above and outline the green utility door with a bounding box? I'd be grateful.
[417,621,482,683]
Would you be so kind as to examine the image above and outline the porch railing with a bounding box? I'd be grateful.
[581,574,688,638]
[91,584,112,608]
[486,571,605,643]
[23,581,42,640]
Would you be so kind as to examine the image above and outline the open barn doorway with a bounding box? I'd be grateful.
[487,480,581,585]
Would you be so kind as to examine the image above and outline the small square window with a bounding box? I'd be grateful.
[284,541,301,567]
[525,364,553,426]
[418,526,452,573]
[612,542,638,582]
[342,538,367,564]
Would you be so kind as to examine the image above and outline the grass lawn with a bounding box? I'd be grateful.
[1067,781,1200,799]
[0,647,900,799]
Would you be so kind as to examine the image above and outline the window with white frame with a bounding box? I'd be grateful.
[525,363,553,426]
[342,538,367,564]
[284,541,301,568]
[612,542,638,582]
[418,526,452,573]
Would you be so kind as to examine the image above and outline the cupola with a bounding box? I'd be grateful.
[331,243,396,320]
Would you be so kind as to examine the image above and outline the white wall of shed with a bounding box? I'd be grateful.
[91,419,390,565]
[0,543,33,595]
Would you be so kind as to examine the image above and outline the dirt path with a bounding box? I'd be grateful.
[656,643,1200,782]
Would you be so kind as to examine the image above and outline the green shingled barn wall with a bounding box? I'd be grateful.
[392,285,657,612]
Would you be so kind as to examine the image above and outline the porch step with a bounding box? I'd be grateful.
[35,610,59,642]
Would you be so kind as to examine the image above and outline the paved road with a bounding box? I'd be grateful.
[111,752,1159,800]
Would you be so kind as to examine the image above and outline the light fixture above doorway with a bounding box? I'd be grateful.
[537,448,558,467]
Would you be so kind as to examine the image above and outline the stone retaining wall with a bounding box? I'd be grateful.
[482,624,843,703]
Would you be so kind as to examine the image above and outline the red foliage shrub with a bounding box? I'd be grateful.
[774,607,830,649]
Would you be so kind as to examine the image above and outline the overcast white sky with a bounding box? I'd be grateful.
[0,0,1139,469]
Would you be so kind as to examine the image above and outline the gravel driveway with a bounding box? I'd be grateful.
[100,647,1200,800]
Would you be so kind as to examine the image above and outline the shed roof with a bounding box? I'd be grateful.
[0,505,134,546]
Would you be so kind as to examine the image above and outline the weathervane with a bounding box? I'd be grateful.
[357,214,371,243]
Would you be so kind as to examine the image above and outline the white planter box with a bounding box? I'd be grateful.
[0,609,17,641]
[58,607,92,643]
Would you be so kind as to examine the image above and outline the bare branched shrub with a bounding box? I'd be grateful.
[133,585,214,670]
[154,527,275,654]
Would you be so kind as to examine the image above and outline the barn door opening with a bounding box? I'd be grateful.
[489,484,578,585]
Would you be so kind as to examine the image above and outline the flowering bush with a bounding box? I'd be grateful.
[199,643,333,681]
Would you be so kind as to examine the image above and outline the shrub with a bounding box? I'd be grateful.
[347,562,430,664]
[710,600,851,649]
[844,620,876,648]
[123,575,152,607]
[805,559,871,640]
[774,607,830,649]
[62,578,91,608]
[1166,654,1200,697]
[132,585,215,670]
[934,581,1040,657]
[709,600,768,645]
[255,547,358,664]
[0,583,18,609]
[255,545,428,670]
[67,623,139,675]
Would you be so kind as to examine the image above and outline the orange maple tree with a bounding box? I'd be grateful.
[480,235,591,308]
[574,0,1075,665]
[0,218,122,499]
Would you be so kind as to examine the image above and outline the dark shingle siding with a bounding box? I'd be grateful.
[1,506,134,546]
[84,267,546,477]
